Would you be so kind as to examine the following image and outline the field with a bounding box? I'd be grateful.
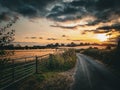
[6,49,57,58]
[3,45,114,59]
[6,45,111,58]
[59,45,108,49]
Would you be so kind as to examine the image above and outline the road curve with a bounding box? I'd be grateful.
[71,53,120,90]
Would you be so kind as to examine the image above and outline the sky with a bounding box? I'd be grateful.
[0,0,120,46]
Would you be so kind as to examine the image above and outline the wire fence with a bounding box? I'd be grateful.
[0,54,50,90]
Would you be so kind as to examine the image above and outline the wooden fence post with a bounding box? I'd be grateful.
[35,56,38,74]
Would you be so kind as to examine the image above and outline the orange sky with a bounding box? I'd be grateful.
[11,16,119,46]
[0,0,120,46]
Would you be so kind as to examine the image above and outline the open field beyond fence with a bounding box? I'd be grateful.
[0,54,49,90]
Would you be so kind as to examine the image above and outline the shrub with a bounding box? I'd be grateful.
[44,49,77,71]
[82,47,120,70]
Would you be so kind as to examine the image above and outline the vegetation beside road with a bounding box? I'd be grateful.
[81,45,120,77]
[16,49,76,90]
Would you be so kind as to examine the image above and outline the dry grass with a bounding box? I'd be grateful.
[7,49,56,58]
[18,71,75,90]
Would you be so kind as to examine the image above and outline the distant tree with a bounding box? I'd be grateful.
[70,42,76,47]
[54,43,59,47]
[16,44,21,48]
[106,45,111,50]
[6,44,14,50]
[15,44,22,49]
[25,45,29,49]
[46,44,54,48]
[80,42,83,46]
[61,43,65,46]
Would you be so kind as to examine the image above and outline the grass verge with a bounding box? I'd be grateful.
[16,49,76,90]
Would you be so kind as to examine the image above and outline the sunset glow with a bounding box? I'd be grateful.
[96,34,109,42]
[1,1,120,89]
[0,0,119,46]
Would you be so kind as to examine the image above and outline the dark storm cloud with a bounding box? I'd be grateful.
[17,5,38,17]
[97,24,120,31]
[0,0,59,19]
[0,12,10,21]
[0,0,120,31]
[48,0,120,26]
[85,19,109,26]
[50,24,77,30]
[47,2,87,22]
[93,30,110,34]
[0,0,58,11]
[81,30,110,35]
[47,0,97,22]
[96,0,120,11]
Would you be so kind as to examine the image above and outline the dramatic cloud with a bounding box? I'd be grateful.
[0,0,120,36]
[50,24,77,30]
[25,36,43,39]
[39,37,43,39]
[108,35,120,43]
[97,23,120,31]
[48,0,120,33]
[47,38,57,40]
[30,37,37,39]
[67,39,71,41]
[0,0,60,19]
[17,5,38,18]
[62,35,69,37]
[81,30,110,35]
[72,40,82,42]
[62,35,66,37]
[0,12,10,21]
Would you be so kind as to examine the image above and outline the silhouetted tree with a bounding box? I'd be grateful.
[106,45,111,50]
[0,16,19,73]
[25,45,30,49]
[0,16,18,49]
[70,42,76,47]
[80,42,83,46]
[54,43,59,47]
[61,43,65,46]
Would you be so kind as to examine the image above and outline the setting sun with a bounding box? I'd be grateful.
[96,34,109,42]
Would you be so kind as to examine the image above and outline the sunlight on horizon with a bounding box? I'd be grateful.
[96,34,109,42]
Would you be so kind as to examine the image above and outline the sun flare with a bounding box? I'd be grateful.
[96,34,109,42]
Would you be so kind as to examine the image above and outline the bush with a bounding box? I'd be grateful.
[82,47,120,71]
[40,49,77,72]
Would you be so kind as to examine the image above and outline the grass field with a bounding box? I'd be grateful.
[4,49,61,59]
